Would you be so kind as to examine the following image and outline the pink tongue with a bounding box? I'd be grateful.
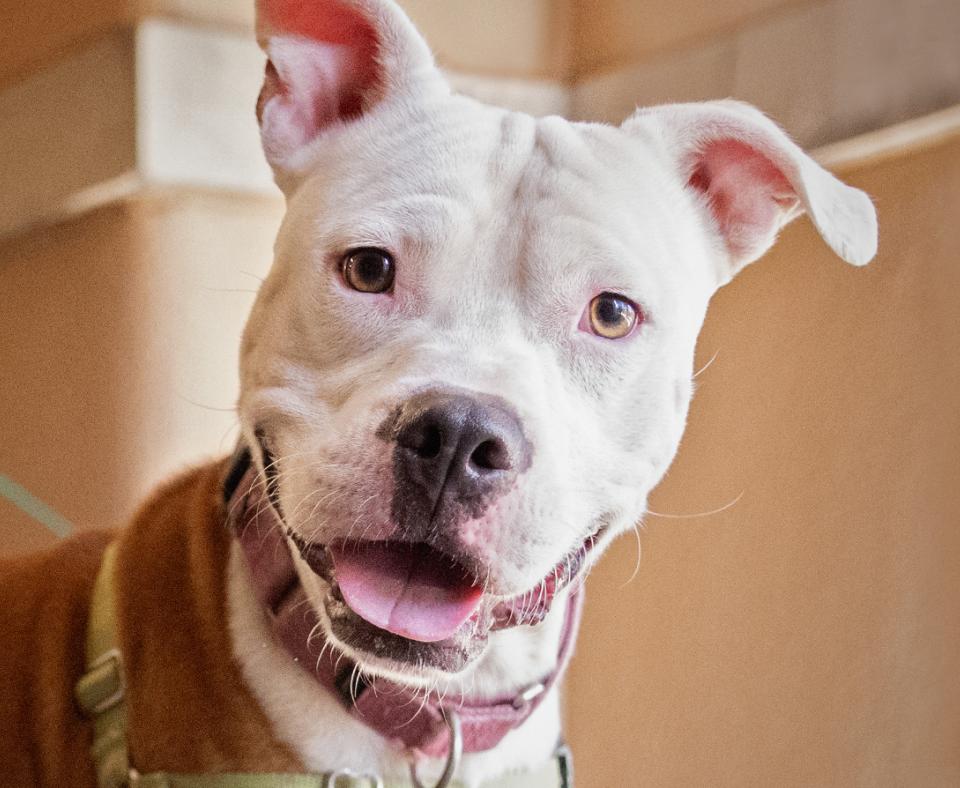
[330,542,483,643]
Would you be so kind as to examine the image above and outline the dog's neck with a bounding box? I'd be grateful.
[224,452,578,786]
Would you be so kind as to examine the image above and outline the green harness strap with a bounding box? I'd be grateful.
[74,542,570,788]
[132,776,367,788]
[75,542,131,788]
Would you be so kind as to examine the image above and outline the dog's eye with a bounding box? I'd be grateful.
[587,292,641,340]
[341,248,395,294]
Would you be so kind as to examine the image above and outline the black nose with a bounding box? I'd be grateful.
[392,391,530,527]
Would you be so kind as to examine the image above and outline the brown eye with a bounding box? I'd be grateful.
[588,292,640,339]
[341,248,395,293]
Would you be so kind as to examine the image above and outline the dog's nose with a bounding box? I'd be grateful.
[393,391,530,519]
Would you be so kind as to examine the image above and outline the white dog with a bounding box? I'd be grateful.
[233,0,877,783]
[0,1,876,786]
[226,1,876,784]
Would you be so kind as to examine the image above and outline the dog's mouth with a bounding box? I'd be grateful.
[254,430,600,673]
[288,530,601,673]
[330,540,483,643]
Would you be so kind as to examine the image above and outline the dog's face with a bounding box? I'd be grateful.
[239,0,876,683]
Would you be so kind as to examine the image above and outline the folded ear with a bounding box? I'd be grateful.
[626,100,877,281]
[255,0,440,178]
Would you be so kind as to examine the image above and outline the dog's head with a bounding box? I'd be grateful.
[239,0,877,683]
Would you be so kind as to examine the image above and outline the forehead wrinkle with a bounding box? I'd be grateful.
[530,115,599,175]
[421,111,542,304]
[324,193,467,250]
[479,116,571,304]
[487,109,538,185]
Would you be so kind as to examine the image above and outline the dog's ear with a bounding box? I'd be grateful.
[625,100,877,283]
[255,0,440,179]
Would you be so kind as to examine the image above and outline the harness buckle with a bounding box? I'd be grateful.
[76,647,126,717]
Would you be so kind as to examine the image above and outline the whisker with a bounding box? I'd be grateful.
[175,394,237,413]
[646,491,744,519]
[199,286,261,295]
[620,522,643,587]
[694,349,720,378]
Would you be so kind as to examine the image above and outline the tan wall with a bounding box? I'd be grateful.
[0,191,282,555]
[0,0,128,88]
[571,0,800,74]
[5,0,956,156]
[0,0,573,87]
[571,0,960,147]
[566,130,960,788]
[404,0,573,80]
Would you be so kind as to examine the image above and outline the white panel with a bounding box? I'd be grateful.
[136,20,277,194]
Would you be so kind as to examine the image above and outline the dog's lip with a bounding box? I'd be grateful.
[488,526,604,629]
[288,531,334,580]
[287,526,603,636]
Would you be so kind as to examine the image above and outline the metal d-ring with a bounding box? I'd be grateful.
[408,709,463,788]
[325,768,384,788]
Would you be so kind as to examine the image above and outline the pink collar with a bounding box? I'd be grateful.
[225,454,583,760]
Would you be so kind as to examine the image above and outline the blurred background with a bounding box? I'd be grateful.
[1,1,958,785]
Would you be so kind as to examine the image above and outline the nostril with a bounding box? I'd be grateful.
[417,424,443,459]
[470,438,512,473]
[399,421,444,459]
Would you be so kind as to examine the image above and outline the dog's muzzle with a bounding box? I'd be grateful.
[244,389,596,666]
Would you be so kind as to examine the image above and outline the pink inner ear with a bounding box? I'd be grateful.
[262,0,380,48]
[688,139,798,261]
[257,0,382,162]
